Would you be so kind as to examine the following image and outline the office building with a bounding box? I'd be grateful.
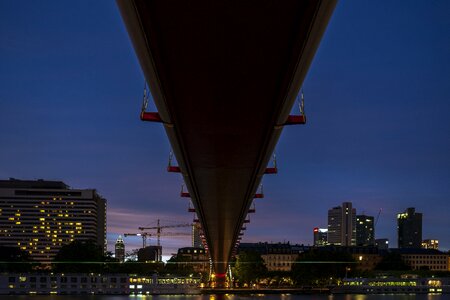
[397,207,422,248]
[0,178,106,262]
[115,235,125,262]
[422,239,439,250]
[356,215,374,246]
[313,227,328,246]
[327,202,356,246]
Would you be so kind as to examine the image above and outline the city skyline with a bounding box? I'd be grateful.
[1,0,449,258]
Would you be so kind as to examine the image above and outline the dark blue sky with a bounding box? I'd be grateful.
[1,1,449,257]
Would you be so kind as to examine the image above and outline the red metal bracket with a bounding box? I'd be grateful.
[140,112,163,122]
[264,167,278,174]
[284,114,306,125]
[167,166,181,173]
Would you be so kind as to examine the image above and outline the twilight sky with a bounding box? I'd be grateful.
[1,1,449,258]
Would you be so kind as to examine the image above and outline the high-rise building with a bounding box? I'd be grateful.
[397,207,422,248]
[313,227,328,246]
[0,178,106,261]
[192,223,203,248]
[356,215,374,246]
[327,202,356,246]
[115,235,125,262]
[421,239,439,250]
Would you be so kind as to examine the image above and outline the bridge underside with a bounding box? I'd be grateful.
[117,0,336,275]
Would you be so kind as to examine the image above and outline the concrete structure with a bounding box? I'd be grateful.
[0,178,106,262]
[117,0,337,278]
[313,227,328,246]
[422,239,439,250]
[397,207,422,248]
[115,235,125,262]
[356,215,374,246]
[238,242,299,272]
[328,202,356,246]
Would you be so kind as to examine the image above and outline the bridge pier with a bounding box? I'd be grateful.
[214,272,227,288]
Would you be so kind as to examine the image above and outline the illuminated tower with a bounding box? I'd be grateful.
[115,235,125,262]
[397,207,422,248]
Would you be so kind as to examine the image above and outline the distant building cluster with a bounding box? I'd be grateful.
[1,178,448,276]
[313,202,439,252]
[0,178,106,262]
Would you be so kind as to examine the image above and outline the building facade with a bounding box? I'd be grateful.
[238,242,300,272]
[313,227,328,246]
[395,248,448,271]
[0,179,106,262]
[356,215,375,246]
[397,207,422,248]
[328,202,356,246]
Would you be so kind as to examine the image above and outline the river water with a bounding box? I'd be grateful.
[2,295,447,300]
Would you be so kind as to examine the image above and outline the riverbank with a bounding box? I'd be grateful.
[201,288,330,294]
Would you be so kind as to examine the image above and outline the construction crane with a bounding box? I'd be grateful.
[123,232,152,248]
[375,208,382,228]
[138,219,192,247]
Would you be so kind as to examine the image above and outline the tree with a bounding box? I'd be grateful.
[163,255,194,275]
[53,240,105,272]
[234,251,267,285]
[0,246,33,272]
[375,252,411,271]
[291,250,354,286]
